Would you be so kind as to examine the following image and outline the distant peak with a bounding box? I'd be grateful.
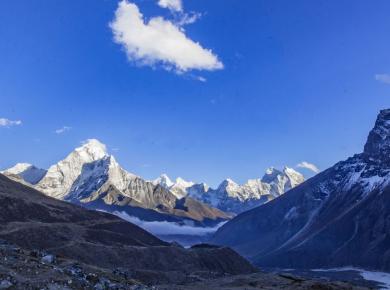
[2,163,33,174]
[160,173,170,179]
[154,174,174,188]
[264,167,283,175]
[364,109,390,161]
[2,163,46,185]
[13,163,33,170]
[80,139,106,149]
[283,166,301,175]
[75,139,108,160]
[220,178,238,187]
[262,167,283,180]
[175,177,194,187]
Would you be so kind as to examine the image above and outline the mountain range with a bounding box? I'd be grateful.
[1,140,305,230]
[212,109,390,271]
[153,167,304,214]
[3,140,229,227]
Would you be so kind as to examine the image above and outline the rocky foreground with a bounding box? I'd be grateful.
[0,239,369,290]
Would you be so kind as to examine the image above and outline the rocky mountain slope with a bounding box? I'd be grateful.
[212,109,390,271]
[0,173,257,285]
[3,140,230,227]
[154,167,305,214]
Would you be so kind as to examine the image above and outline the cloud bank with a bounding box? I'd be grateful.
[375,74,390,84]
[0,118,22,127]
[110,0,223,72]
[297,161,320,173]
[114,211,226,236]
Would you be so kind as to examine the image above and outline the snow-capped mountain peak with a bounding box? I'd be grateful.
[175,177,194,188]
[261,167,283,183]
[217,179,241,198]
[153,174,174,188]
[35,139,111,199]
[75,139,108,161]
[1,163,46,185]
[3,163,33,174]
[283,166,305,187]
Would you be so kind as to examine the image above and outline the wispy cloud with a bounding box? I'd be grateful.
[110,0,223,73]
[176,12,201,26]
[0,118,22,127]
[114,211,226,236]
[196,76,206,82]
[375,74,390,84]
[297,161,320,173]
[55,126,71,134]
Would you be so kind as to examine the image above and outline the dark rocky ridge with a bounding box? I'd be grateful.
[212,109,390,271]
[0,173,257,284]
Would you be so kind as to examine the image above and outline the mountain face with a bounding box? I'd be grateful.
[0,173,257,284]
[7,140,229,227]
[155,167,305,214]
[212,109,390,271]
[1,163,46,185]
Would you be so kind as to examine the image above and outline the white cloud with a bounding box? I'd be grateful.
[158,0,182,12]
[110,1,223,72]
[55,126,71,134]
[114,211,226,236]
[0,118,22,127]
[297,161,320,173]
[375,74,390,84]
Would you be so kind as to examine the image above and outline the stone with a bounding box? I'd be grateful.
[41,254,56,264]
[0,280,13,289]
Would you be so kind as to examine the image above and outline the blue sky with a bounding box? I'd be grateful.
[0,0,389,186]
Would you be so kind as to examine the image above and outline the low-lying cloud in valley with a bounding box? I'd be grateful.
[114,211,226,236]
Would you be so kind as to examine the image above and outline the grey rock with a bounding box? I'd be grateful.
[41,254,56,264]
[0,280,13,289]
